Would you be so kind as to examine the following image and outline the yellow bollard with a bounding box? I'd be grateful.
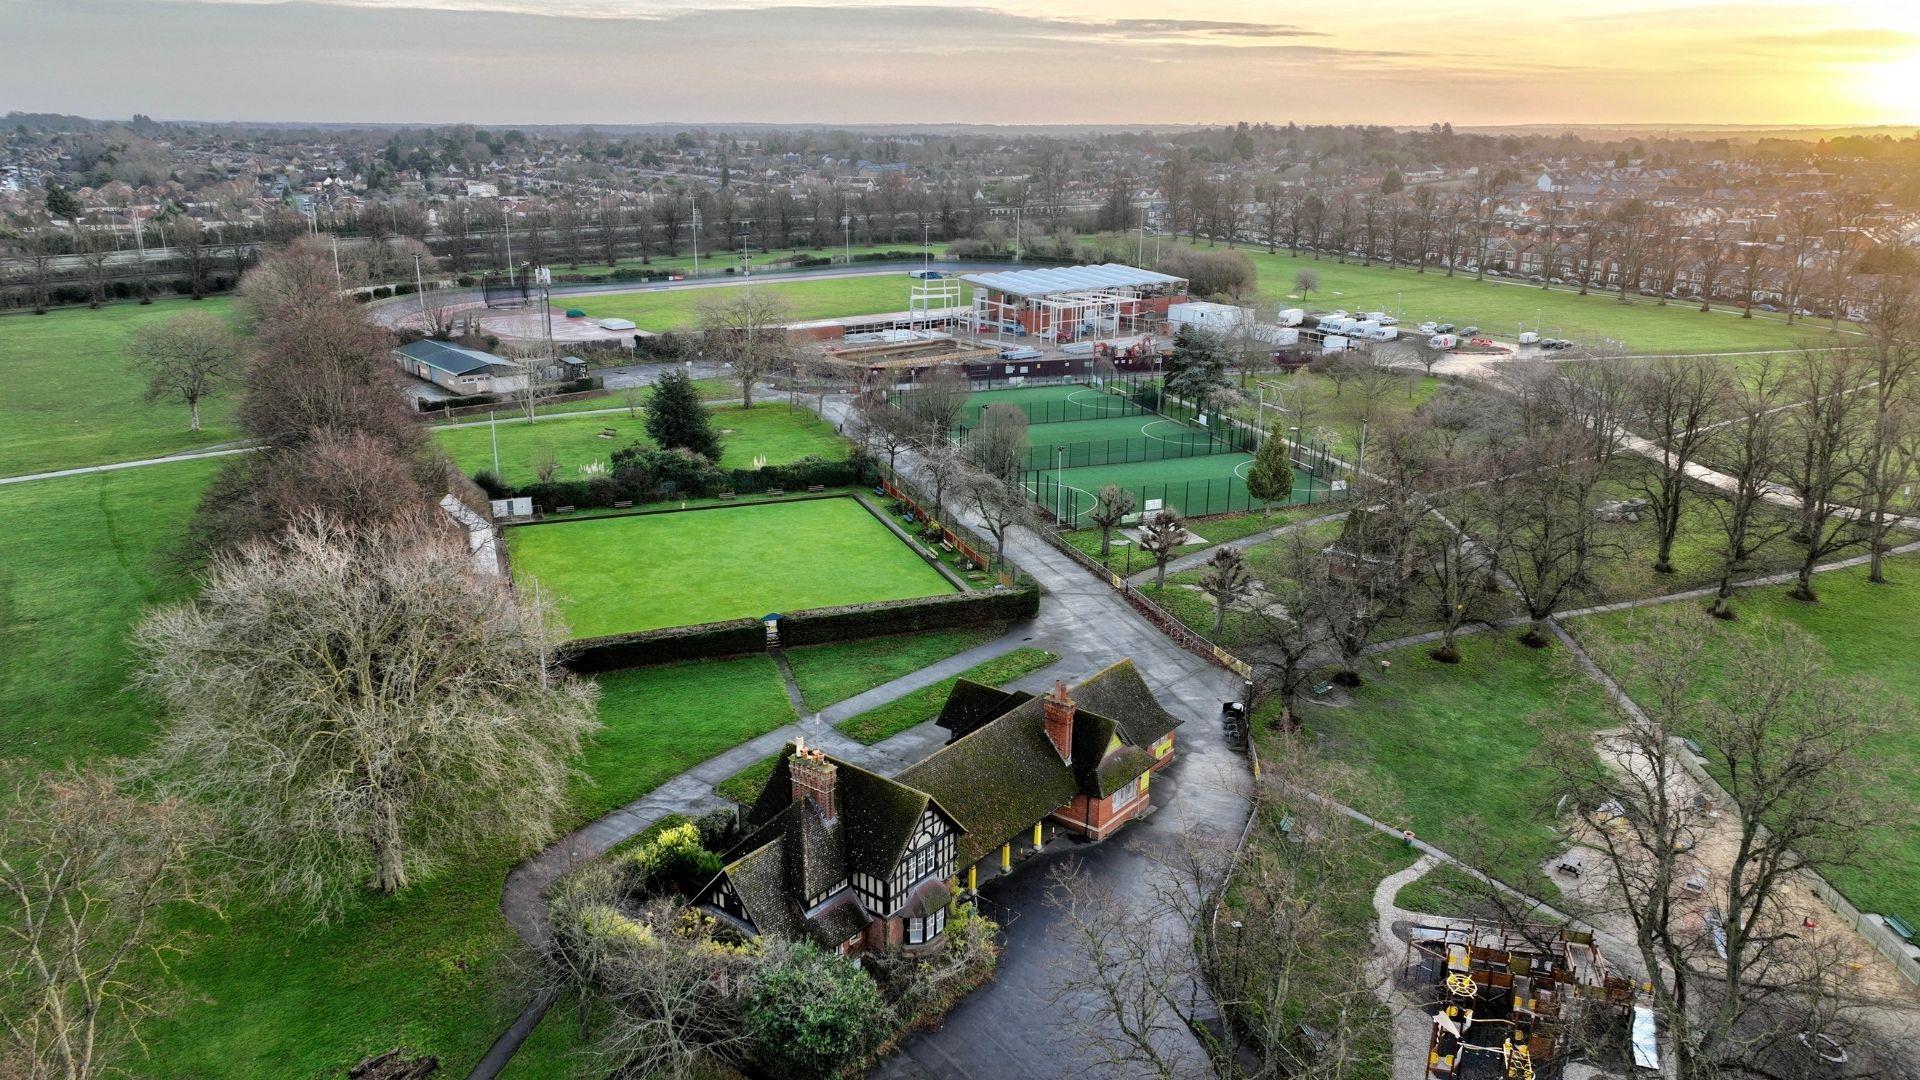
[1000,842,1011,872]
[967,865,977,893]
[1033,822,1043,849]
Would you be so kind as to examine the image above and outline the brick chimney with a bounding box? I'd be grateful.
[1043,680,1075,764]
[789,738,838,826]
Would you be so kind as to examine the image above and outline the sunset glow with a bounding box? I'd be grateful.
[2,0,1916,125]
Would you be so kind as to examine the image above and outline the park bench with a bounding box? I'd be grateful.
[766,488,786,497]
[1884,913,1915,943]
[597,427,617,439]
[1310,681,1335,697]
[807,484,826,493]
[613,500,633,509]
[555,505,575,514]
[718,491,736,500]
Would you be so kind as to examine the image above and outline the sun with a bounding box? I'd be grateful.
[1857,58,1920,123]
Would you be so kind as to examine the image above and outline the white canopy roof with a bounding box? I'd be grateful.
[959,263,1186,299]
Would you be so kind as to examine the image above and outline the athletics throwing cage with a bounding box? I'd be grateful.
[481,272,532,309]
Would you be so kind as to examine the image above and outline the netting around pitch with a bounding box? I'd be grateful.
[954,379,1345,528]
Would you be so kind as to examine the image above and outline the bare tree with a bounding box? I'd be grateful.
[965,401,1030,485]
[1550,608,1890,1080]
[898,364,970,451]
[619,383,646,418]
[1292,267,1319,309]
[1197,546,1252,636]
[852,390,914,473]
[1487,432,1612,645]
[539,866,753,1079]
[1243,533,1336,731]
[133,516,600,917]
[1625,355,1731,574]
[1780,349,1871,601]
[126,310,242,432]
[1701,360,1793,619]
[1088,484,1137,559]
[1138,508,1186,588]
[1856,282,1920,583]
[960,464,1034,563]
[695,289,794,408]
[1,767,219,1080]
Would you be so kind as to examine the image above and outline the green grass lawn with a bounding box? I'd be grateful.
[716,751,783,805]
[508,498,956,637]
[837,646,1060,744]
[1229,369,1441,460]
[1254,633,1611,896]
[1568,555,1920,918]
[579,655,796,819]
[0,459,220,768]
[784,625,1008,711]
[573,273,927,332]
[0,298,244,476]
[432,401,847,485]
[0,457,806,1077]
[1235,245,1830,355]
[137,652,797,1079]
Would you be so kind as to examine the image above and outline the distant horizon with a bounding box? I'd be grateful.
[23,114,1920,137]
[4,0,1917,129]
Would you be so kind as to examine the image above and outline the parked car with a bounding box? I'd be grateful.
[1460,326,1479,337]
[1418,321,1439,334]
[1757,303,1779,312]
[1435,323,1456,333]
[1378,315,1399,326]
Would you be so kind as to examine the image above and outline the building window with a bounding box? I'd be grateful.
[906,908,948,945]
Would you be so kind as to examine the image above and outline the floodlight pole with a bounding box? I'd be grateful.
[503,204,514,286]
[691,207,701,275]
[412,253,427,325]
[842,214,850,265]
[491,410,500,476]
[330,235,342,290]
[1056,446,1065,525]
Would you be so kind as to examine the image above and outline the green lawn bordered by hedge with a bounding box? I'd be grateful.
[1254,633,1609,898]
[508,498,956,637]
[837,647,1061,745]
[1568,555,1920,918]
[784,625,1008,711]
[0,298,244,476]
[432,401,847,486]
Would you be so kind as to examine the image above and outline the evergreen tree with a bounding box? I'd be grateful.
[645,368,723,462]
[1245,424,1295,517]
[1165,325,1232,418]
[44,182,81,220]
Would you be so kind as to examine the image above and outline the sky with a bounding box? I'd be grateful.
[2,0,1917,128]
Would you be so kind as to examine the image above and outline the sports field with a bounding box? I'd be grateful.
[506,496,956,636]
[959,382,1342,525]
[573,273,922,332]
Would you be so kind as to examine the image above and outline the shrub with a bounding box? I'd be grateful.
[625,821,722,898]
[472,470,509,498]
[745,940,891,1079]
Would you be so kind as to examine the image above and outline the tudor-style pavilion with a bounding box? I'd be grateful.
[695,659,1181,954]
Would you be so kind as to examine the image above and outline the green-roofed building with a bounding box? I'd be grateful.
[694,659,1181,956]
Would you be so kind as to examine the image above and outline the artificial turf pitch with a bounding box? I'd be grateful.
[961,383,1339,525]
[506,497,956,637]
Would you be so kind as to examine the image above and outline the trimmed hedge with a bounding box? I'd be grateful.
[563,585,1039,673]
[566,618,767,674]
[777,585,1039,648]
[510,453,876,513]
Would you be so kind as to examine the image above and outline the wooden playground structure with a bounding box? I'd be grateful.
[1403,919,1637,1080]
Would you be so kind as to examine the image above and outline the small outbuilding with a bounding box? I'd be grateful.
[393,339,526,394]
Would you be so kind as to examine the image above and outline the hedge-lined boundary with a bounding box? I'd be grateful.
[564,585,1040,674]
[851,493,973,593]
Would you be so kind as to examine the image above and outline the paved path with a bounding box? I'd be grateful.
[0,443,255,486]
[1123,509,1351,586]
